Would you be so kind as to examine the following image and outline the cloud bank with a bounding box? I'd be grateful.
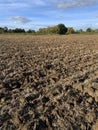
[56,0,97,9]
[0,0,47,8]
[8,16,31,24]
[0,0,97,9]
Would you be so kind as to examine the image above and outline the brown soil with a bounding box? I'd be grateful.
[0,34,98,130]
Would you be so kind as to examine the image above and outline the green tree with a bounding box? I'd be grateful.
[0,27,4,33]
[8,29,14,33]
[3,27,8,32]
[27,29,35,33]
[57,24,68,34]
[95,29,98,33]
[38,28,48,34]
[86,28,92,32]
[67,27,75,34]
[35,24,68,35]
[13,28,25,33]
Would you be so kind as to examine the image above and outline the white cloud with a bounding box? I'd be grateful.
[56,0,97,9]
[0,0,47,8]
[8,16,31,24]
[0,0,97,9]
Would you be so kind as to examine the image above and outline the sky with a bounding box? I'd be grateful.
[0,0,98,30]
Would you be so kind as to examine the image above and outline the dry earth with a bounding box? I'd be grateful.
[0,34,98,130]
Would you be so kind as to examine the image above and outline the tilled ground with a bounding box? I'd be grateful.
[0,34,98,130]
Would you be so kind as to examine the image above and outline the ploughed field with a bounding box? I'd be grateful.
[0,34,98,130]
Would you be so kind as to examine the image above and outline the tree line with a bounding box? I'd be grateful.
[0,24,98,35]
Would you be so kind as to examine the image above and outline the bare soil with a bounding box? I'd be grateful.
[0,34,98,130]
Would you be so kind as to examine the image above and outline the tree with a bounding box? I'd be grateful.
[0,27,4,33]
[75,29,84,34]
[27,29,35,33]
[37,24,68,35]
[57,24,68,34]
[67,27,75,34]
[4,27,8,32]
[86,28,92,32]
[8,29,14,33]
[37,28,48,34]
[95,29,98,33]
[13,28,25,33]
[79,29,83,33]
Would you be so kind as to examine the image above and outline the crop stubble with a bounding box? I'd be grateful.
[0,35,98,130]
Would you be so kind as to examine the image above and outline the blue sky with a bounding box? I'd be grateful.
[0,0,98,30]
